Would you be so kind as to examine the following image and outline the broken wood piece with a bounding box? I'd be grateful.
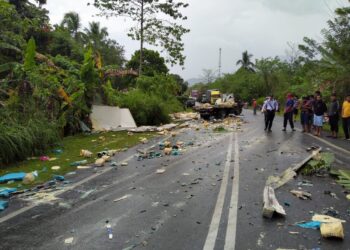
[263,186,286,219]
[266,167,297,189]
[290,190,312,200]
[292,148,322,172]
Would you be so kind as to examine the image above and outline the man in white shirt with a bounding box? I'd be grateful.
[262,95,279,132]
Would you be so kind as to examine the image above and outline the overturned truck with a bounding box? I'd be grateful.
[194,100,243,120]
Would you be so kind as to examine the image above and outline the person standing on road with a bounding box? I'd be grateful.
[262,95,278,132]
[342,94,350,140]
[300,96,311,133]
[313,94,327,137]
[282,93,295,132]
[327,93,340,138]
[252,99,257,115]
[293,95,300,122]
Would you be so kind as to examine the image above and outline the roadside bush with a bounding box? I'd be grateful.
[118,89,182,125]
[0,110,60,165]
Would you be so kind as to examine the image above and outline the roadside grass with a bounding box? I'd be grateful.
[0,131,155,190]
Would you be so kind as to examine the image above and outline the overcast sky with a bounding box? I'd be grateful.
[43,0,348,80]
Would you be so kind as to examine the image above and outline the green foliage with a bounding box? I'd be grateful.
[93,0,190,67]
[127,49,168,76]
[0,110,60,164]
[236,50,255,72]
[24,37,36,71]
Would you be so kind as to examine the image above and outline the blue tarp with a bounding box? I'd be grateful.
[0,187,17,197]
[0,172,26,183]
[0,200,9,211]
[296,221,321,229]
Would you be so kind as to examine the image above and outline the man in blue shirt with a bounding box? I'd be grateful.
[283,93,295,132]
[262,95,279,132]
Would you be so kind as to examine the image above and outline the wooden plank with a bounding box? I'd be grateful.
[262,186,286,219]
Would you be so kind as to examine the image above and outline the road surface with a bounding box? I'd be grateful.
[1,111,350,250]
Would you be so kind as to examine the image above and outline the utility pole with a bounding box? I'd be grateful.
[218,48,222,78]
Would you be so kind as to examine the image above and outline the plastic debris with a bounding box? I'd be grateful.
[320,222,344,239]
[40,156,50,161]
[53,175,65,181]
[23,171,38,184]
[0,200,9,211]
[80,149,93,158]
[290,190,312,200]
[156,169,166,174]
[121,162,128,166]
[312,214,346,223]
[102,155,111,162]
[95,158,105,167]
[64,237,74,244]
[77,166,91,169]
[0,172,26,183]
[0,187,17,198]
[51,166,60,171]
[296,221,321,229]
[70,160,88,167]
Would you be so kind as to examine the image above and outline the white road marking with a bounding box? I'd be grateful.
[296,129,350,155]
[0,136,172,224]
[225,133,240,250]
[203,133,233,250]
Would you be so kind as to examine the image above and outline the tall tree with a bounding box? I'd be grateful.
[127,49,168,76]
[61,12,81,37]
[236,50,255,72]
[92,0,190,75]
[84,21,108,49]
[201,69,216,83]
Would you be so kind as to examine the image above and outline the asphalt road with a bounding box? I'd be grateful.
[1,111,350,250]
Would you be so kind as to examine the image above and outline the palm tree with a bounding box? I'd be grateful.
[84,22,109,49]
[236,50,255,72]
[61,12,81,37]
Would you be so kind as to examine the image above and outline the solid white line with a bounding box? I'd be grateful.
[295,128,350,155]
[203,133,233,250]
[224,133,240,250]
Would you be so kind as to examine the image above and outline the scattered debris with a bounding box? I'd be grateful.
[113,194,130,202]
[121,162,128,167]
[80,149,93,158]
[296,221,321,229]
[51,166,61,171]
[290,190,312,200]
[297,180,313,187]
[77,166,91,170]
[0,172,26,183]
[301,152,334,175]
[40,156,50,161]
[156,169,166,174]
[64,237,74,244]
[0,187,17,198]
[0,200,9,211]
[23,171,38,184]
[321,222,344,239]
[70,160,88,167]
[95,158,105,167]
[262,186,286,218]
[322,207,339,217]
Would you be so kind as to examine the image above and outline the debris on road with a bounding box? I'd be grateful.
[95,158,105,167]
[321,221,344,239]
[0,200,9,211]
[70,160,88,167]
[290,190,312,200]
[330,169,350,190]
[262,186,286,218]
[23,171,38,184]
[263,148,321,219]
[156,169,166,174]
[64,237,74,244]
[80,189,95,199]
[0,187,17,197]
[80,149,93,158]
[113,194,130,202]
[296,221,321,229]
[121,162,128,166]
[0,172,26,183]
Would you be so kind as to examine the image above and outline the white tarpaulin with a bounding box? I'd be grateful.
[91,105,137,131]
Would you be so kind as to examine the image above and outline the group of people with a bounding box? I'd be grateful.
[256,92,350,140]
